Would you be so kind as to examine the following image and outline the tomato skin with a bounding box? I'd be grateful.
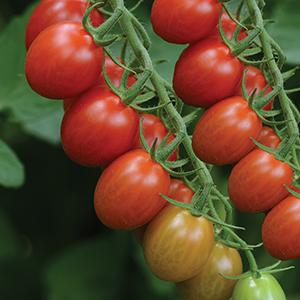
[232,273,286,300]
[130,114,177,162]
[255,126,281,150]
[151,0,222,44]
[262,196,300,260]
[176,242,243,300]
[94,149,170,230]
[228,149,293,213]
[25,0,105,50]
[173,36,244,108]
[143,205,215,282]
[25,21,103,99]
[192,96,262,165]
[60,85,139,167]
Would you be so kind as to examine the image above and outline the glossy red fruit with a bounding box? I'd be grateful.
[254,126,281,150]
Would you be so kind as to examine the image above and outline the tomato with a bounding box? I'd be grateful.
[176,242,243,300]
[228,149,294,213]
[130,114,177,162]
[173,36,244,108]
[25,0,105,50]
[60,85,139,167]
[254,126,281,150]
[192,96,262,165]
[232,273,286,300]
[94,149,170,230]
[63,56,137,111]
[262,196,300,260]
[25,21,103,99]
[210,11,247,41]
[151,0,222,44]
[232,65,273,111]
[143,205,215,282]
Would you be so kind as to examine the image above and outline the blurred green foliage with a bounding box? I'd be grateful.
[0,0,300,299]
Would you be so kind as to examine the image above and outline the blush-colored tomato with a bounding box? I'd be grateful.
[192,96,262,165]
[173,36,244,108]
[25,21,103,99]
[254,126,281,150]
[94,149,170,230]
[262,195,300,260]
[130,114,177,162]
[60,85,139,167]
[176,242,243,300]
[143,205,215,282]
[151,0,222,44]
[25,0,105,50]
[228,149,294,213]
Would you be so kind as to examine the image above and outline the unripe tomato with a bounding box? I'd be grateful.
[192,96,262,165]
[94,149,170,230]
[25,0,105,50]
[232,273,286,300]
[262,195,300,260]
[176,242,243,300]
[143,205,215,282]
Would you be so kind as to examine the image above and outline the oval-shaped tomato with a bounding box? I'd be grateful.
[192,96,262,165]
[232,65,273,111]
[25,21,103,99]
[228,149,294,213]
[151,0,222,44]
[262,196,300,260]
[173,36,244,108]
[232,273,286,300]
[94,149,170,230]
[25,0,105,50]
[143,205,215,282]
[254,126,281,150]
[176,242,243,300]
[60,85,139,167]
[130,114,177,162]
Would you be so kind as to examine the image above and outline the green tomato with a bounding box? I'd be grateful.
[232,273,286,300]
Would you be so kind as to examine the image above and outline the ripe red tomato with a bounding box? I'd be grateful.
[130,114,177,162]
[254,126,281,150]
[176,242,243,300]
[210,11,247,41]
[25,0,105,50]
[192,96,262,165]
[94,149,170,230]
[25,21,103,99]
[173,36,244,108]
[228,149,294,213]
[262,195,300,260]
[232,65,273,111]
[60,85,139,167]
[63,56,137,111]
[151,0,222,44]
[143,205,215,282]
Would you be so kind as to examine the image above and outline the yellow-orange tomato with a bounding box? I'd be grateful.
[176,242,243,300]
[143,205,215,282]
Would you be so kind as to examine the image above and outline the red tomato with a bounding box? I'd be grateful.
[130,114,177,162]
[176,242,243,300]
[228,149,294,213]
[192,96,262,165]
[25,0,105,50]
[151,0,222,44]
[143,205,215,282]
[232,65,273,111]
[173,36,244,108]
[25,21,103,99]
[254,126,281,150]
[210,11,247,41]
[94,149,170,230]
[63,56,137,111]
[60,85,139,167]
[262,195,300,260]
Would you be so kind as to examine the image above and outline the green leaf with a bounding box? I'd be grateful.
[0,138,24,188]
